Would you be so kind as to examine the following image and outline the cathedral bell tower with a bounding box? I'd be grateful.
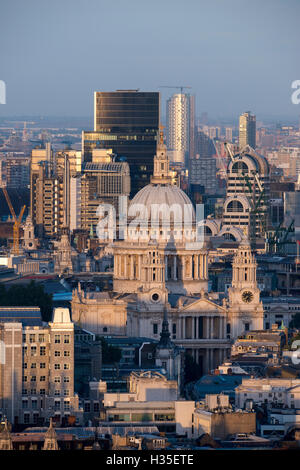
[54,227,73,274]
[227,238,263,338]
[232,237,258,293]
[141,245,165,285]
[137,242,168,307]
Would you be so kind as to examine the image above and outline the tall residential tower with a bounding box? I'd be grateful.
[166,93,195,166]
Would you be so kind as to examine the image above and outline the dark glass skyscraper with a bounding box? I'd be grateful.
[83,90,159,196]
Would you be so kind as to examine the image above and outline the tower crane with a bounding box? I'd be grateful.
[266,219,295,254]
[212,139,227,177]
[2,188,26,255]
[159,86,192,94]
[224,142,235,162]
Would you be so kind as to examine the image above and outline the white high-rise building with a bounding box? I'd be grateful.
[166,93,195,166]
[239,111,256,150]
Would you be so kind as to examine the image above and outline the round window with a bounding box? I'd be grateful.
[152,293,159,302]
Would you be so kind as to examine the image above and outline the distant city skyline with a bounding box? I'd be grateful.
[0,0,300,120]
[0,0,300,119]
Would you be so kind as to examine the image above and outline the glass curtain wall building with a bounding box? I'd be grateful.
[82,90,159,197]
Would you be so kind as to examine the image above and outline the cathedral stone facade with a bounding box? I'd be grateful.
[71,136,264,375]
[227,237,264,337]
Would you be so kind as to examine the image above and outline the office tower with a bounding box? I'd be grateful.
[222,147,269,241]
[225,127,233,142]
[284,189,300,243]
[239,111,256,150]
[69,176,82,233]
[3,156,30,189]
[189,156,217,195]
[30,145,56,237]
[166,93,195,166]
[80,149,130,233]
[194,129,215,158]
[83,90,159,197]
[189,130,217,195]
[30,143,54,227]
[30,147,82,237]
[31,144,130,238]
[0,308,82,426]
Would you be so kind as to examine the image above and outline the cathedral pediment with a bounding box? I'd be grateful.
[179,296,226,313]
[287,384,300,393]
[267,305,289,312]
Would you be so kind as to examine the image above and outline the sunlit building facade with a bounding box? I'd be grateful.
[83,90,159,197]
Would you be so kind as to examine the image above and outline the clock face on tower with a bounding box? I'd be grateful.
[242,291,254,303]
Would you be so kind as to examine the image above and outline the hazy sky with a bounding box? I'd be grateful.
[0,0,300,120]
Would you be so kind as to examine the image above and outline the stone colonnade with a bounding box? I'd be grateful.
[114,252,208,281]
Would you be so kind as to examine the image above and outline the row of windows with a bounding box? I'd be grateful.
[23,376,47,382]
[23,390,71,402]
[84,402,100,413]
[54,363,70,370]
[24,334,46,343]
[55,335,70,344]
[54,390,70,396]
[23,346,46,356]
[23,413,39,424]
[54,376,70,383]
[264,306,300,311]
[22,400,39,409]
[23,363,46,369]
[244,392,283,397]
[23,346,71,356]
[23,367,70,382]
[54,400,71,411]
[23,389,45,395]
[23,334,70,344]
[55,350,70,357]
[107,413,175,422]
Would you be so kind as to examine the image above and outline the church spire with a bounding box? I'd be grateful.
[42,418,59,451]
[151,125,172,185]
[158,304,172,348]
[0,419,13,450]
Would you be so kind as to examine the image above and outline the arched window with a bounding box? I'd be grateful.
[227,200,244,212]
[232,161,248,173]
[204,226,212,235]
[224,232,236,240]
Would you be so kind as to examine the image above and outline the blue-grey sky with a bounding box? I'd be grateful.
[0,0,300,120]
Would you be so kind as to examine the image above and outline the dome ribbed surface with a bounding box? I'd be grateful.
[130,184,195,216]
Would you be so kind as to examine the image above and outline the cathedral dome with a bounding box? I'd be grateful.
[130,183,195,221]
[129,131,195,224]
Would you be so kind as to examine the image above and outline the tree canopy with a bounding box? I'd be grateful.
[0,281,53,321]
